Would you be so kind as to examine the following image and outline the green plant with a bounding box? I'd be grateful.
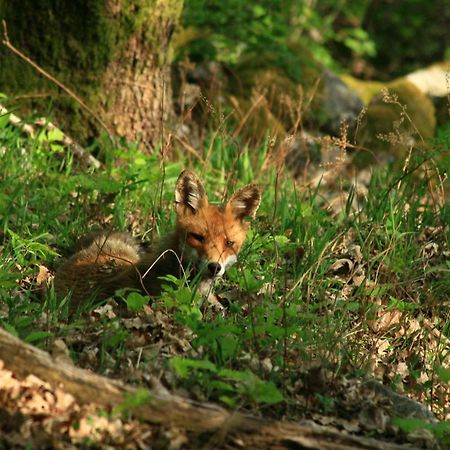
[171,356,283,407]
[180,1,375,70]
[0,104,448,440]
[393,418,450,447]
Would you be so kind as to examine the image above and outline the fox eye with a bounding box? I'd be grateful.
[225,240,235,248]
[189,232,205,243]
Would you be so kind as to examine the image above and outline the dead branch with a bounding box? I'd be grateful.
[0,327,419,450]
[0,103,35,137]
[0,103,101,169]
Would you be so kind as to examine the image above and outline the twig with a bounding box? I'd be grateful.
[1,20,114,143]
[173,134,205,163]
[232,92,265,139]
[0,103,35,137]
[0,104,102,169]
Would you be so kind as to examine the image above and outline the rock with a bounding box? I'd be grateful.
[405,62,450,127]
[284,132,324,177]
[363,379,436,423]
[355,79,436,166]
[234,65,304,133]
[319,71,364,136]
[406,63,450,97]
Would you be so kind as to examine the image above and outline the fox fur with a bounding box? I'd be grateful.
[54,170,261,309]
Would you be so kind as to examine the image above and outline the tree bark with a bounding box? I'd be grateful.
[101,0,182,149]
[0,328,420,450]
[0,0,183,149]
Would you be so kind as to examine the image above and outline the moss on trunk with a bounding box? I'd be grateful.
[0,0,183,145]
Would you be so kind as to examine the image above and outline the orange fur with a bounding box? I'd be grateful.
[54,170,261,310]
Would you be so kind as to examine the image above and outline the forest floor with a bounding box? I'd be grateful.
[0,111,449,448]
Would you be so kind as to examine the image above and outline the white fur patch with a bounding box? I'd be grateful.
[224,254,238,269]
[187,190,200,209]
[232,200,247,211]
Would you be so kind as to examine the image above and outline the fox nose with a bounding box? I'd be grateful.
[207,262,222,276]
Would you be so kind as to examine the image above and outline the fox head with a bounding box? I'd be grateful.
[175,170,261,278]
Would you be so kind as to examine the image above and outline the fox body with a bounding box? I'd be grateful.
[54,170,261,309]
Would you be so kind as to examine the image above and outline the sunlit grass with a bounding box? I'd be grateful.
[0,110,449,427]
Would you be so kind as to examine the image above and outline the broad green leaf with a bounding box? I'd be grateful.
[248,380,284,405]
[47,127,65,142]
[437,367,450,383]
[124,292,148,312]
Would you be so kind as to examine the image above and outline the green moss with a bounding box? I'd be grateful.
[340,75,384,105]
[0,0,118,140]
[0,0,183,142]
[355,79,436,166]
[1,0,116,87]
[120,0,184,61]
[388,79,436,137]
[230,49,322,132]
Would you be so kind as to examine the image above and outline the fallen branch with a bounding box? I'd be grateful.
[0,103,101,169]
[0,327,419,450]
[0,103,35,136]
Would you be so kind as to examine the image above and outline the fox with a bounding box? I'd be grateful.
[54,170,261,310]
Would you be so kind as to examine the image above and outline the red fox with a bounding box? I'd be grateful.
[54,170,261,309]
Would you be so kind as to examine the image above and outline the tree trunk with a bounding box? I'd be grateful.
[0,0,183,149]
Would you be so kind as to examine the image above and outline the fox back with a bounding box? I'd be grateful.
[54,170,260,310]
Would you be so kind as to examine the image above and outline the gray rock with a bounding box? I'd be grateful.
[364,379,436,423]
[321,71,364,136]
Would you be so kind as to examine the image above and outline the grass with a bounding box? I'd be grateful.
[0,108,449,442]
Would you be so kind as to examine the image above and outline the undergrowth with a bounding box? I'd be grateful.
[0,109,449,443]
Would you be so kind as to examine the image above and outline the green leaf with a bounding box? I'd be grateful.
[47,127,65,142]
[170,357,217,378]
[113,389,152,415]
[392,417,429,433]
[219,368,250,382]
[218,335,239,360]
[218,395,237,407]
[437,367,450,383]
[24,331,53,344]
[2,323,18,337]
[219,368,283,405]
[210,380,235,393]
[0,111,10,129]
[240,269,265,293]
[248,379,284,405]
[104,329,128,349]
[124,292,148,312]
[50,143,64,153]
[346,301,361,312]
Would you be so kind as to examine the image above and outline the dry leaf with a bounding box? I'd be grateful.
[330,258,354,274]
[36,265,52,285]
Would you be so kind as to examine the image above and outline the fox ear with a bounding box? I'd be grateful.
[175,170,208,214]
[227,184,261,220]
